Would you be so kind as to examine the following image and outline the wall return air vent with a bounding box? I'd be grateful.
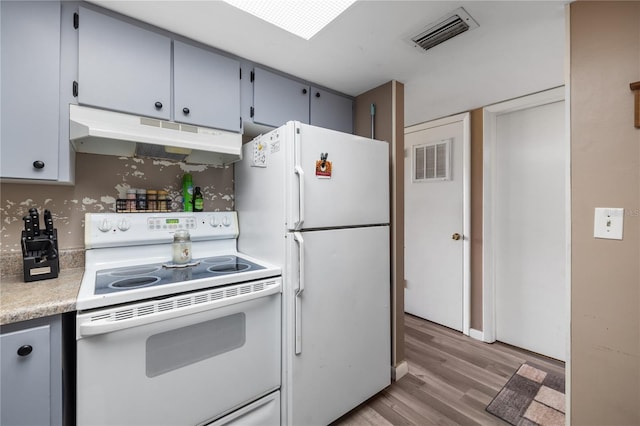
[410,7,479,52]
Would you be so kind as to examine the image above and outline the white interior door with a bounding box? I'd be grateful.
[492,97,567,361]
[404,113,470,333]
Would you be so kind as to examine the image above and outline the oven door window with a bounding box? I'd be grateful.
[147,313,245,378]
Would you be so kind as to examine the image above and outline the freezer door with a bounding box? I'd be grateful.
[284,226,391,426]
[287,123,390,230]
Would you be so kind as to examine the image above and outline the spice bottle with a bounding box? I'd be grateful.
[136,188,147,211]
[182,174,193,212]
[126,189,137,211]
[158,190,168,212]
[172,230,192,264]
[193,187,204,212]
[147,190,158,211]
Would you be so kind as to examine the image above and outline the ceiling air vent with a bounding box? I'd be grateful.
[410,7,478,52]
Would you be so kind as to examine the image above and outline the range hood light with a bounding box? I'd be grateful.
[164,146,193,155]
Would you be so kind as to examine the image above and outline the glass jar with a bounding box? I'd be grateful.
[172,230,192,264]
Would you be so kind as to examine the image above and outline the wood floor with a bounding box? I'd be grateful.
[332,314,565,426]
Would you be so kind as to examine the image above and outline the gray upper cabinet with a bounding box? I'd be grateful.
[78,6,171,120]
[253,67,310,127]
[310,87,354,134]
[174,41,240,132]
[1,1,61,180]
[250,67,353,133]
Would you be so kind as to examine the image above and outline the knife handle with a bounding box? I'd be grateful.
[23,215,34,241]
[29,208,40,236]
[44,210,54,237]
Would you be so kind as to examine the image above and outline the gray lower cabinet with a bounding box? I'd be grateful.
[0,315,63,426]
[174,41,241,132]
[78,6,172,120]
[1,0,61,180]
[252,67,310,127]
[310,87,354,134]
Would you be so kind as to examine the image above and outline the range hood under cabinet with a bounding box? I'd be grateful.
[70,105,242,165]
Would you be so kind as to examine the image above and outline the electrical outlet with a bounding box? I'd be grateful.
[594,208,624,240]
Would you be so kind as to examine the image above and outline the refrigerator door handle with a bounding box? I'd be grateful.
[294,231,304,354]
[294,165,305,230]
[294,232,305,297]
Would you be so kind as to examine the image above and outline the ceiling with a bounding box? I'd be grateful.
[87,0,567,126]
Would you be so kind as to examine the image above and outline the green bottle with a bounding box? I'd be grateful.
[182,174,193,212]
[193,186,204,212]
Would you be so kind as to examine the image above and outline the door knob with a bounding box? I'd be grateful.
[452,233,461,240]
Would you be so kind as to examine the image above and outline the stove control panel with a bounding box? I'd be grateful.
[147,216,197,231]
[85,212,238,249]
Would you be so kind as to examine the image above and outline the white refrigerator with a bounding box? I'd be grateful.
[235,121,391,426]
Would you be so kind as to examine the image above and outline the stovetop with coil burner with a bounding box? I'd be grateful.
[94,255,266,295]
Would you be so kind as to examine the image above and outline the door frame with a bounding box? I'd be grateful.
[404,112,471,336]
[481,86,567,343]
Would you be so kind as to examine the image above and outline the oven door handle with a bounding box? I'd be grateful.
[77,280,281,337]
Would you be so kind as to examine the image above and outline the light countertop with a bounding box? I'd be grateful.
[1,268,84,326]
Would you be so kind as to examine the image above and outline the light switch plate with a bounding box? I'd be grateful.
[594,207,624,240]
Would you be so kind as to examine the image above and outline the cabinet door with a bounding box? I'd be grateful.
[78,7,171,119]
[1,1,60,180]
[253,67,309,127]
[1,325,51,426]
[310,87,354,134]
[174,41,240,132]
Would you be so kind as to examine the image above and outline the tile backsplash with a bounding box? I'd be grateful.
[1,153,234,253]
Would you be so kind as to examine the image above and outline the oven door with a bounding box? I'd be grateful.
[76,278,281,426]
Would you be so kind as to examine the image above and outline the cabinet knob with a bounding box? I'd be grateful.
[315,92,321,98]
[17,345,33,357]
[302,88,307,95]
[154,101,163,109]
[33,160,45,169]
[182,107,190,115]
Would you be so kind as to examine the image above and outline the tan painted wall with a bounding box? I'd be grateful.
[354,81,406,369]
[470,109,484,331]
[0,153,234,254]
[570,2,640,424]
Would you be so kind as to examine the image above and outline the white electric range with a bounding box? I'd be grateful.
[76,212,282,426]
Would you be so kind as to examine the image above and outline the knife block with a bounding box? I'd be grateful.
[21,230,59,282]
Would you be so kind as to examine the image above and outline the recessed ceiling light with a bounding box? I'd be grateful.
[222,0,357,40]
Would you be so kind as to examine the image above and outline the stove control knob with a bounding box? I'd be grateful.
[222,216,231,227]
[118,218,131,231]
[210,216,220,227]
[98,219,112,233]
